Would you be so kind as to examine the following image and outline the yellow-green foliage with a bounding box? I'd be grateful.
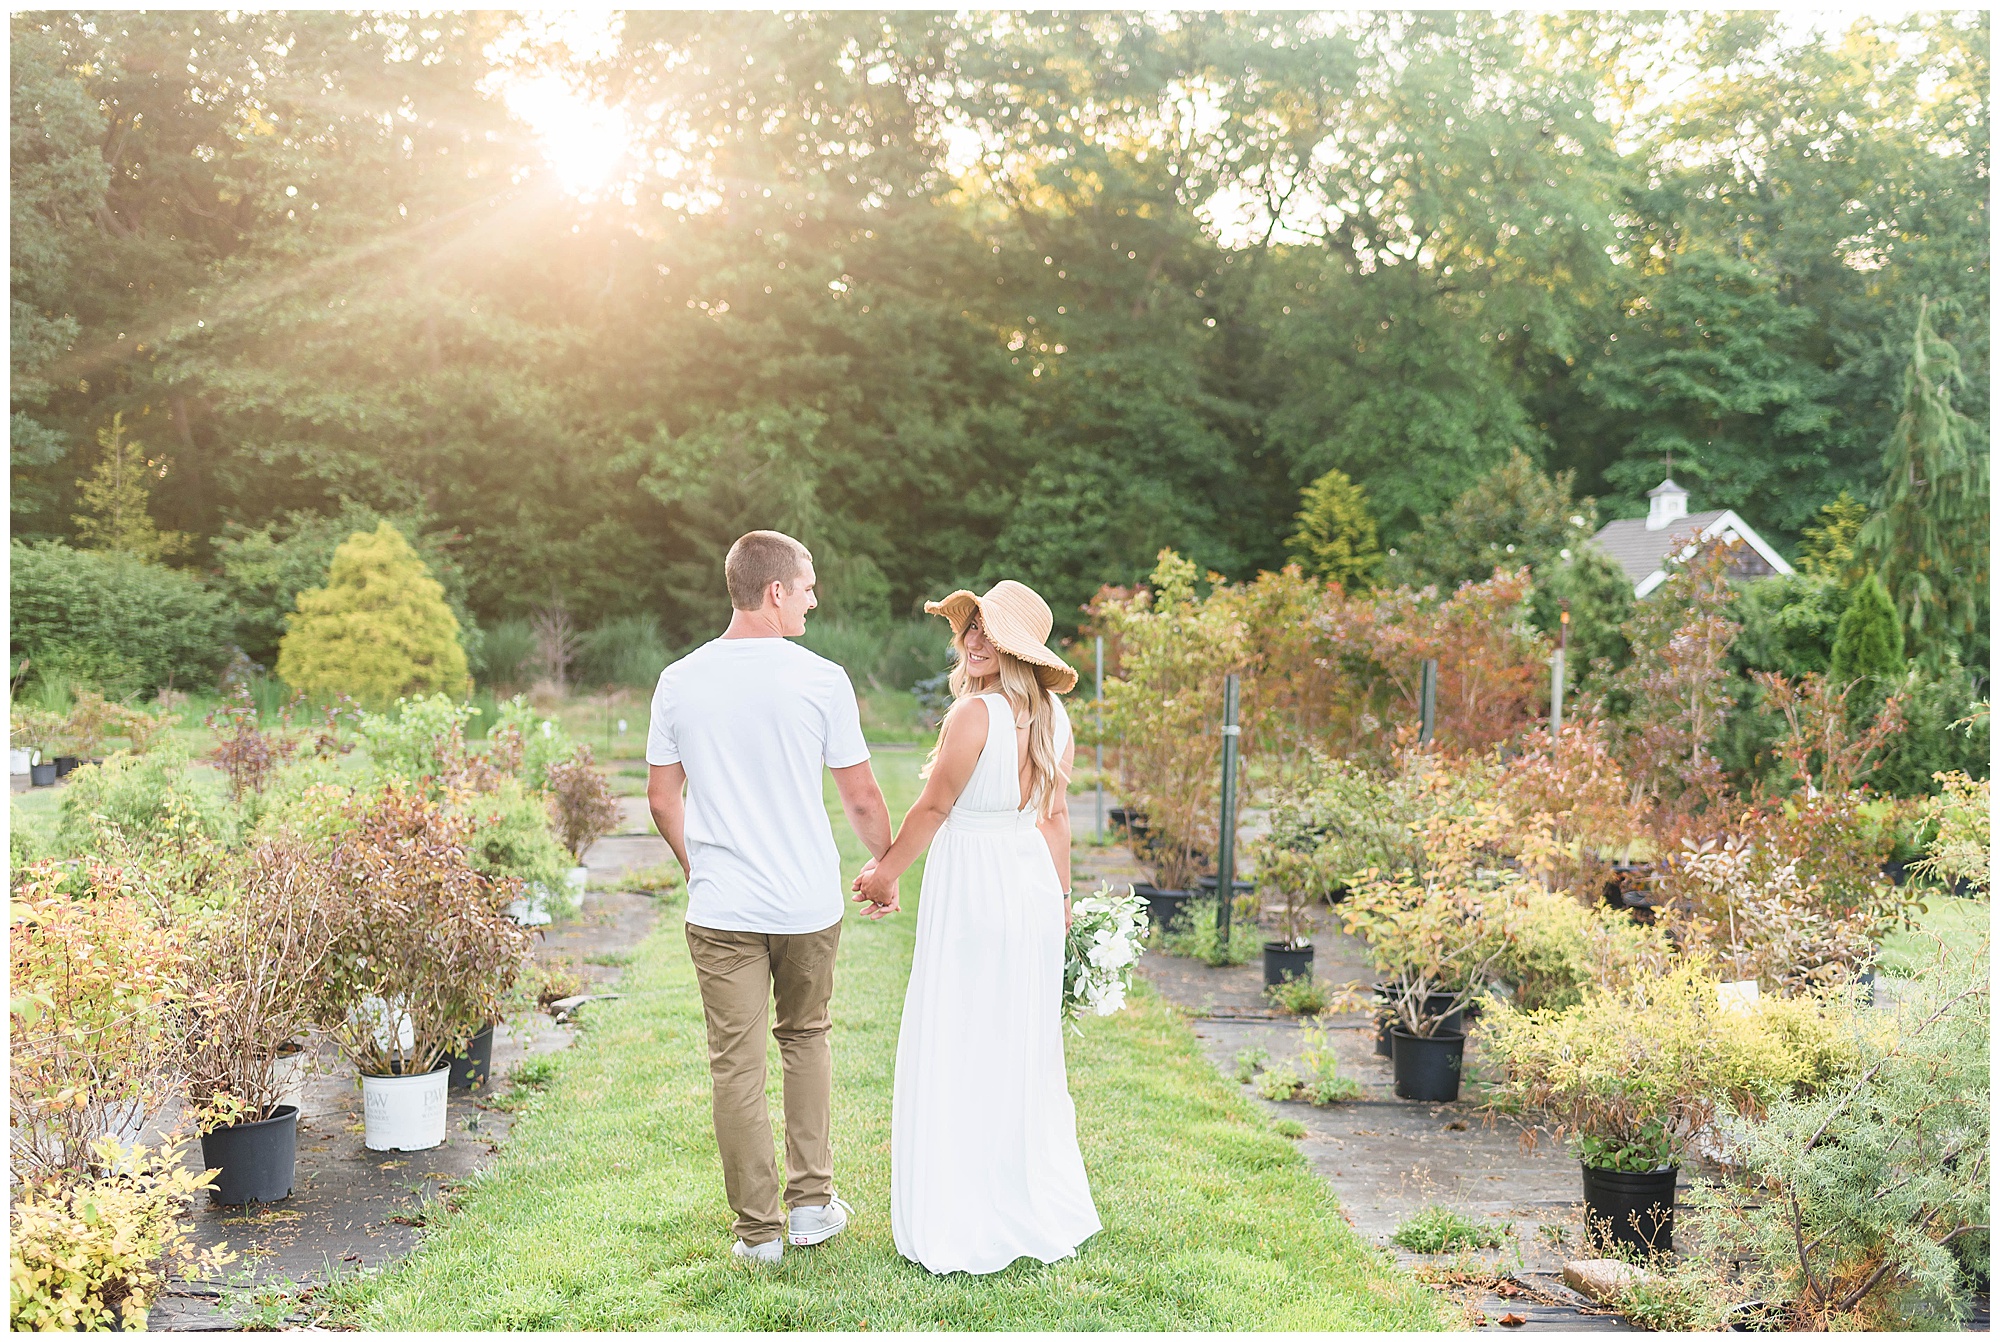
[9,1137,233,1332]
[276,522,469,708]
[1485,959,1867,1162]
[1497,886,1673,1010]
[1911,770,1990,895]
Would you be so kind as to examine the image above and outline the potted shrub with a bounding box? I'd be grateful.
[545,743,620,904]
[10,1136,233,1331]
[1253,845,1331,989]
[13,706,63,786]
[1093,551,1257,933]
[181,839,344,1205]
[1341,879,1509,1103]
[318,786,534,1151]
[9,870,190,1181]
[1484,958,1860,1255]
[1660,833,1906,995]
[461,776,575,926]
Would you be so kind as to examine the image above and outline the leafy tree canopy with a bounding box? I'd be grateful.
[7,11,1987,666]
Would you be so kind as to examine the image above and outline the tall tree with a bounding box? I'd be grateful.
[1855,297,1988,668]
[10,18,108,519]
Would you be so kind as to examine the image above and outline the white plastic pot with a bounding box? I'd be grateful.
[270,1046,311,1112]
[10,747,37,775]
[566,865,589,896]
[507,889,553,926]
[361,1064,450,1151]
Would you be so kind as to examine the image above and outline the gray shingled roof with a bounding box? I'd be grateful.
[1591,511,1730,586]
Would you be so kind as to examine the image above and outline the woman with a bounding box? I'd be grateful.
[851,579,1101,1276]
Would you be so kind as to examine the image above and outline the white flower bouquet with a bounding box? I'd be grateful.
[1063,881,1150,1026]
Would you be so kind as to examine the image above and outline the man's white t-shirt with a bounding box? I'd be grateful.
[647,637,870,935]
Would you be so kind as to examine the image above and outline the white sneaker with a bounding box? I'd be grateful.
[731,1237,783,1265]
[788,1194,853,1247]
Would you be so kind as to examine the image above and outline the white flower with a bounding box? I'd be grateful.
[1089,938,1135,970]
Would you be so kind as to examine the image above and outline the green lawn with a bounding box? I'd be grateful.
[1875,894,1991,978]
[329,751,1442,1330]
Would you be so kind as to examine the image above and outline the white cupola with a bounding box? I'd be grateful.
[1646,477,1689,531]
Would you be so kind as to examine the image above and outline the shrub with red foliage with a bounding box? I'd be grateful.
[315,785,533,1076]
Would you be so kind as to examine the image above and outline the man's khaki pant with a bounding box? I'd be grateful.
[684,920,841,1247]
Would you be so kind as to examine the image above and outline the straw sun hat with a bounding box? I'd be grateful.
[924,580,1078,694]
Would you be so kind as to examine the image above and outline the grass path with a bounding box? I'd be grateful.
[333,753,1442,1330]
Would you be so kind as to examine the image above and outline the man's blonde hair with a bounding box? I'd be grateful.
[724,531,812,611]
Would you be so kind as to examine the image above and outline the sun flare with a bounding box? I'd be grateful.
[504,73,632,197]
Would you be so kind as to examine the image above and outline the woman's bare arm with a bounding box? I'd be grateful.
[1038,734,1076,926]
[851,698,985,906]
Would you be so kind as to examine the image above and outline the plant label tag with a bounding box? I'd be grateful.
[1716,979,1759,1013]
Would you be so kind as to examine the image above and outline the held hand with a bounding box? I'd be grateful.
[856,889,901,921]
[851,859,899,911]
[1064,895,1073,931]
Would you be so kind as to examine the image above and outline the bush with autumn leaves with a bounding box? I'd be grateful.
[1090,541,1988,1326]
[9,747,553,1330]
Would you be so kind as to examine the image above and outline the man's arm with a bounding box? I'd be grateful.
[647,762,692,878]
[831,761,891,859]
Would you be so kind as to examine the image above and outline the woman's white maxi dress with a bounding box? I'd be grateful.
[891,691,1102,1275]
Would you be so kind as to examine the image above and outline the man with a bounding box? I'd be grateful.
[646,530,898,1266]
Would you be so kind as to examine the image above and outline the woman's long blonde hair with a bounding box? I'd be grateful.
[922,622,1067,819]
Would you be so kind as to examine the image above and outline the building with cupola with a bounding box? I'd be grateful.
[1589,478,1794,598]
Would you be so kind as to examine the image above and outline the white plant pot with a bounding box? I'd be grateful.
[508,888,553,926]
[361,1064,450,1151]
[10,747,36,775]
[566,865,589,895]
[1715,979,1760,1014]
[270,1047,311,1112]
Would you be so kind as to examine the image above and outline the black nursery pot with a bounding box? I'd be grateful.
[448,1023,495,1093]
[1193,875,1253,899]
[1133,883,1193,933]
[1263,941,1315,989]
[1390,1028,1465,1102]
[53,755,80,778]
[29,761,56,787]
[1581,1162,1678,1255]
[200,1104,298,1205]
[1373,986,1465,1055]
[1106,807,1148,840]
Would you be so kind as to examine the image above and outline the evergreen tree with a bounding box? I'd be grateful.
[277,522,470,708]
[71,414,188,562]
[1286,468,1383,588]
[1828,573,1906,687]
[1795,491,1869,581]
[1855,298,1989,668]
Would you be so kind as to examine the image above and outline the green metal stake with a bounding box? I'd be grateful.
[1215,672,1241,949]
[1418,658,1437,746]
